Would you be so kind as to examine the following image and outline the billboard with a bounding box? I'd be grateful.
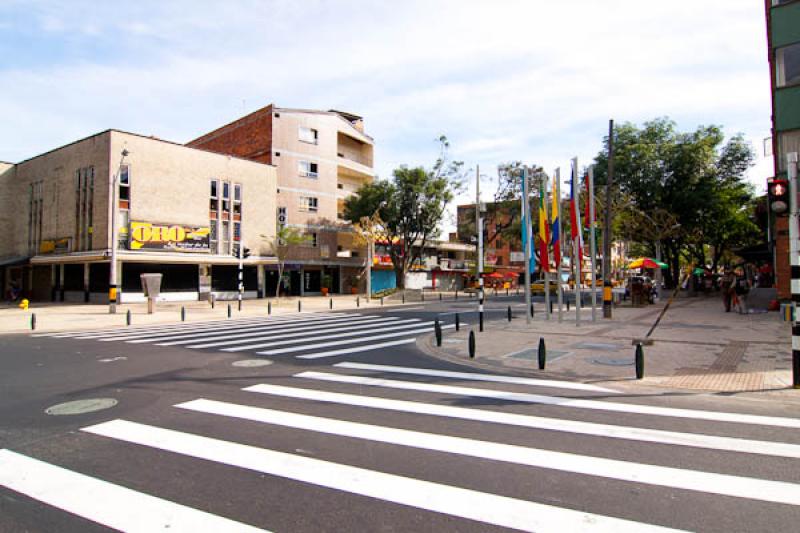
[130,222,210,252]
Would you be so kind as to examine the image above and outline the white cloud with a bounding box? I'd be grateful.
[0,0,773,230]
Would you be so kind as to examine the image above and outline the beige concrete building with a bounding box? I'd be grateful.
[0,130,277,303]
[188,105,374,294]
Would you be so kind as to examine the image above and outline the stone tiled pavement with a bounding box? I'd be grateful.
[419,295,796,396]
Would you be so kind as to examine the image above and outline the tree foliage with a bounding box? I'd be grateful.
[344,137,465,288]
[592,118,759,286]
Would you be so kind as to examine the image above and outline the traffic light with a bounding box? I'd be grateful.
[768,179,789,215]
[243,247,251,259]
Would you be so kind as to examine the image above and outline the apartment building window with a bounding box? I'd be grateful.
[299,126,318,145]
[73,166,95,251]
[210,179,219,254]
[117,164,129,248]
[28,181,43,255]
[300,196,319,212]
[777,42,800,88]
[233,183,242,218]
[301,232,318,247]
[779,130,800,172]
[298,160,319,178]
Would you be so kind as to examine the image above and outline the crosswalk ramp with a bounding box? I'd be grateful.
[32,312,452,359]
[3,362,800,531]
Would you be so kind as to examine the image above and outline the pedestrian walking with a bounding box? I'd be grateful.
[732,268,749,314]
[720,268,734,313]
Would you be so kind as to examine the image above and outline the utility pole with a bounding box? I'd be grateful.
[589,165,598,322]
[108,149,129,314]
[476,165,484,323]
[603,119,614,319]
[542,171,550,321]
[788,152,800,388]
[523,166,532,324]
[555,167,563,323]
[238,239,243,311]
[572,157,582,327]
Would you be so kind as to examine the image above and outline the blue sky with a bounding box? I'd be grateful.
[0,0,772,229]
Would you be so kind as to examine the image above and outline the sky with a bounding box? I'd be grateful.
[0,0,773,232]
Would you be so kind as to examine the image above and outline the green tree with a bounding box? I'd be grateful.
[593,118,758,286]
[262,226,311,298]
[344,137,464,288]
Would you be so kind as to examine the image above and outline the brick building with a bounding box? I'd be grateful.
[187,105,374,295]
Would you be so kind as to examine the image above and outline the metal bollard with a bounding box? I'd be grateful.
[238,299,242,312]
[531,304,535,317]
[227,304,232,318]
[434,318,442,347]
[506,288,509,296]
[330,298,333,310]
[268,301,272,315]
[468,330,475,358]
[402,293,405,304]
[455,312,460,331]
[356,296,360,308]
[635,343,644,379]
[538,337,546,370]
[421,292,425,302]
[439,292,442,301]
[455,290,458,300]
[549,300,553,314]
[181,306,186,321]
[381,296,384,306]
[479,310,484,332]
[567,300,570,311]
[30,313,36,331]
[298,300,302,313]
[211,294,216,309]
[126,309,131,326]
[507,305,512,322]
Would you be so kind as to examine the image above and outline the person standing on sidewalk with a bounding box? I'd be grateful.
[720,268,734,312]
[733,268,749,314]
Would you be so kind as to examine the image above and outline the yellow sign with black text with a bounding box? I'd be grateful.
[129,222,210,252]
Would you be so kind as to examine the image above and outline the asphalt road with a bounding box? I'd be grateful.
[1,296,799,532]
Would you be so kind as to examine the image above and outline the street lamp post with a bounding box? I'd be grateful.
[108,149,129,314]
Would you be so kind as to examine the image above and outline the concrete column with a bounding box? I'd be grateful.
[83,263,90,303]
[257,264,265,299]
[300,268,305,297]
[59,264,65,301]
[117,260,123,304]
[50,264,57,302]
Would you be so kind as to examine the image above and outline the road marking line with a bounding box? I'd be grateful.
[189,317,411,350]
[245,384,800,459]
[295,339,418,359]
[295,372,800,429]
[81,420,683,532]
[224,320,426,352]
[334,362,619,394]
[39,316,274,339]
[257,324,454,355]
[0,449,266,533]
[177,399,800,506]
[159,316,402,347]
[122,314,360,343]
[75,313,349,340]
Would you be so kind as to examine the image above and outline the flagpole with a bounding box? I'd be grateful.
[589,165,598,322]
[542,172,551,321]
[572,157,582,327]
[522,166,532,324]
[555,168,563,323]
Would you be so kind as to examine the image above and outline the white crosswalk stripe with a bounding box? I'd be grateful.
[7,362,800,531]
[36,312,439,359]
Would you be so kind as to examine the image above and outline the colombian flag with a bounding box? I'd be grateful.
[551,176,560,266]
[538,179,550,272]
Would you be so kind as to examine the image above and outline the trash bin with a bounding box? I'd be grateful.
[140,273,163,314]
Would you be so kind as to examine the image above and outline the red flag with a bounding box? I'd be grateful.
[584,173,593,229]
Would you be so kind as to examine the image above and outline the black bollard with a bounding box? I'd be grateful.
[227,304,232,318]
[635,343,644,379]
[298,300,302,313]
[238,299,242,312]
[402,293,405,304]
[434,318,442,347]
[330,298,333,310]
[455,290,458,300]
[538,337,546,370]
[531,303,535,317]
[549,300,553,314]
[506,288,509,296]
[468,330,476,358]
[268,301,272,315]
[439,292,442,301]
[479,310,484,332]
[567,300,570,311]
[30,313,36,331]
[507,305,512,322]
[455,313,460,331]
[381,296,384,306]
[356,296,360,308]
[211,294,215,309]
[421,292,425,302]
[181,306,186,321]
[126,309,131,326]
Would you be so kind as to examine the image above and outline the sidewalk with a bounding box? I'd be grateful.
[0,294,403,335]
[418,295,797,397]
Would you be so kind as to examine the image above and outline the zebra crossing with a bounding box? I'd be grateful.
[32,312,452,359]
[2,362,799,531]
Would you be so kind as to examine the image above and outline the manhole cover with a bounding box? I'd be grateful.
[45,398,118,416]
[509,349,570,361]
[574,343,623,351]
[592,358,634,366]
[232,359,273,367]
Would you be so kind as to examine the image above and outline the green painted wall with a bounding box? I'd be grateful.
[776,85,800,131]
[772,2,800,48]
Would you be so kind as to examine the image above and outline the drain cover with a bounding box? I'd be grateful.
[232,359,273,367]
[45,398,117,416]
[592,358,634,366]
